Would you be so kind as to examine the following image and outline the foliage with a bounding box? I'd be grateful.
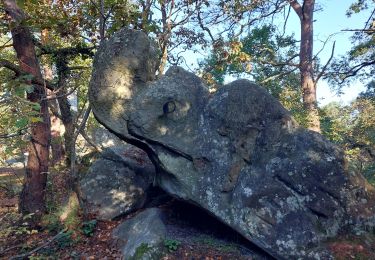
[81,219,97,237]
[131,243,153,260]
[56,230,75,249]
[164,239,181,252]
[320,81,375,184]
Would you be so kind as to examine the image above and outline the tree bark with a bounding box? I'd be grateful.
[4,0,51,215]
[289,0,320,132]
[41,29,65,164]
[55,60,75,165]
[158,0,173,75]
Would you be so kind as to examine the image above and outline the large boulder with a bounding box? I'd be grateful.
[89,29,375,259]
[79,145,155,220]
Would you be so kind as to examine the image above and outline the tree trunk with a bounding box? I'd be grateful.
[4,0,51,215]
[55,60,75,165]
[158,0,173,75]
[289,0,320,132]
[41,29,65,164]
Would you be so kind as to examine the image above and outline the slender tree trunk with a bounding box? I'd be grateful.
[98,0,106,41]
[4,0,51,215]
[158,0,173,75]
[56,62,74,165]
[289,0,320,132]
[41,29,65,164]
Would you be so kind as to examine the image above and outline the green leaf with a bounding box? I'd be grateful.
[25,85,34,94]
[16,0,25,9]
[30,117,42,123]
[32,103,41,111]
[20,74,34,81]
[15,118,28,129]
[14,86,25,97]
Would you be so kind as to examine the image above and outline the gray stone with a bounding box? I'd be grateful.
[89,29,375,259]
[111,208,166,259]
[91,126,126,149]
[79,145,155,220]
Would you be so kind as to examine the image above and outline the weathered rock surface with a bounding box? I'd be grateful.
[89,29,375,259]
[111,208,166,259]
[79,145,155,220]
[92,126,126,149]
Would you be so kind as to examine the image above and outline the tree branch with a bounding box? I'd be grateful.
[338,60,375,84]
[0,129,27,139]
[259,54,300,67]
[288,0,303,19]
[0,58,56,91]
[314,41,335,87]
[260,67,299,84]
[197,8,215,42]
[341,29,375,33]
[364,7,375,30]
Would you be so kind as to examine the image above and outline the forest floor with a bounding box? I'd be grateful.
[0,167,263,259]
[1,167,375,260]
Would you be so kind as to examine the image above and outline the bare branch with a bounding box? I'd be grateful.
[338,60,375,84]
[0,38,13,50]
[341,29,375,33]
[197,7,215,42]
[0,58,21,75]
[282,5,291,36]
[260,67,299,84]
[314,41,335,87]
[42,84,79,101]
[0,129,27,139]
[259,54,300,67]
[0,58,56,91]
[364,7,375,30]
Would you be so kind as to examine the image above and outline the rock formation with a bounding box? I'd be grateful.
[80,145,155,220]
[89,28,375,259]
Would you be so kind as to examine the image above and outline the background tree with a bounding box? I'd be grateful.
[200,25,307,125]
[194,0,336,132]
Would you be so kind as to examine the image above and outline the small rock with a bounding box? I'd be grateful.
[111,208,166,259]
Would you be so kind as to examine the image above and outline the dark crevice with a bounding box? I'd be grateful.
[308,207,329,219]
[317,185,342,206]
[274,174,306,197]
[128,125,194,161]
[92,114,161,169]
[144,191,275,260]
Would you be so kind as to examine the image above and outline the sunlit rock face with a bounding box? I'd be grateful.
[89,29,375,259]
